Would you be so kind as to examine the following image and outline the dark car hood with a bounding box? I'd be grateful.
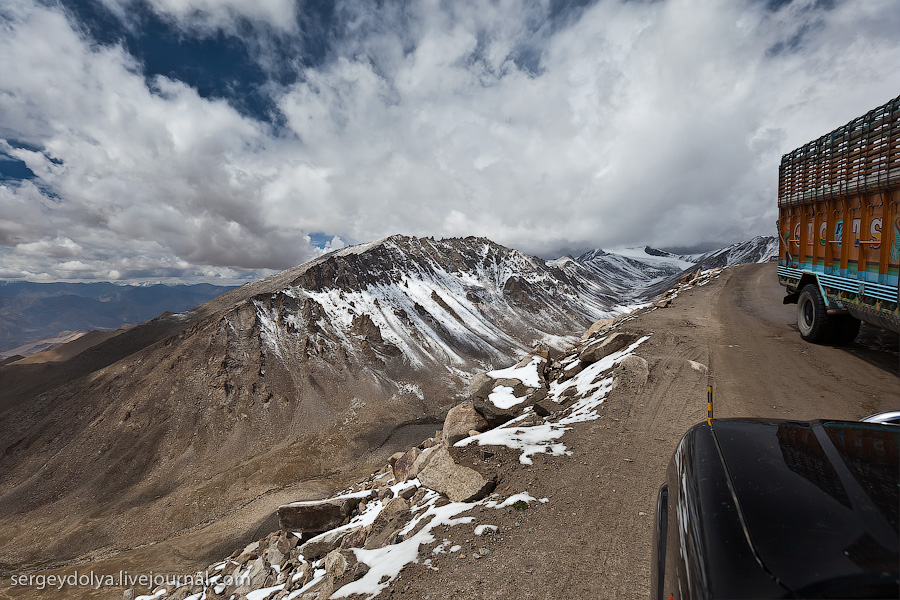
[712,419,899,597]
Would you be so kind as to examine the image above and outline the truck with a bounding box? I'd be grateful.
[777,94,900,344]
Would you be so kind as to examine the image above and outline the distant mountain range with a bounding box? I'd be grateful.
[0,281,235,356]
[0,234,775,571]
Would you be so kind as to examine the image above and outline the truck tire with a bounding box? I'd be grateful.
[832,314,861,345]
[797,284,832,343]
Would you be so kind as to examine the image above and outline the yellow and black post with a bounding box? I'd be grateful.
[707,385,713,426]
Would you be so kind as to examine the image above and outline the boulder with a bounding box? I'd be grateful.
[364,497,411,549]
[391,447,421,482]
[416,446,496,502]
[468,372,493,397]
[277,492,369,536]
[581,318,614,340]
[231,557,268,596]
[578,332,640,365]
[472,382,540,427]
[298,527,355,561]
[532,396,561,418]
[612,355,649,391]
[442,402,489,445]
[408,445,439,480]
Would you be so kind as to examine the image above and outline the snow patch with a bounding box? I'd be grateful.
[487,385,526,410]
[487,356,543,387]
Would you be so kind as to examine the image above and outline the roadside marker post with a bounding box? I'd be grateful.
[707,385,713,426]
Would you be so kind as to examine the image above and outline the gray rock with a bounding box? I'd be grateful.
[391,447,421,483]
[277,492,369,536]
[442,402,489,445]
[468,371,493,397]
[472,382,540,427]
[364,497,410,549]
[578,332,640,365]
[532,396,561,417]
[298,527,355,561]
[416,446,496,502]
[408,445,439,480]
[581,318,614,340]
[612,355,649,391]
[123,590,135,600]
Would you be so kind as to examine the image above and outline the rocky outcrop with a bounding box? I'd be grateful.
[442,402,489,445]
[277,492,369,538]
[578,332,640,365]
[582,318,614,339]
[416,446,496,502]
[364,497,411,548]
[390,447,421,483]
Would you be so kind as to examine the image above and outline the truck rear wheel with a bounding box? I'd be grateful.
[797,284,832,343]
[832,314,861,345]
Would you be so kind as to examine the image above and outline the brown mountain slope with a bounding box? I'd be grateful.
[0,236,622,575]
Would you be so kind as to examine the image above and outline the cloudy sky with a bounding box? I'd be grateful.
[1,0,898,283]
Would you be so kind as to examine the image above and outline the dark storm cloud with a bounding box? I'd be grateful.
[0,0,898,281]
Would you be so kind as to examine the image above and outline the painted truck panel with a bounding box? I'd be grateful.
[777,94,900,334]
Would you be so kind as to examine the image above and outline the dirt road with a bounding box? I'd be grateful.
[708,263,898,420]
[394,263,898,600]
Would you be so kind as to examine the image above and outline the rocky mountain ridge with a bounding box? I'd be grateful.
[0,234,775,591]
[0,235,631,574]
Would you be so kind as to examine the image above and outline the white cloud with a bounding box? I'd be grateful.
[15,236,83,258]
[1,0,899,281]
[99,0,298,33]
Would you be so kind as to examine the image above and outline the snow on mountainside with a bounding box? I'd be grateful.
[684,235,778,269]
[557,237,778,303]
[253,235,622,371]
[552,247,689,304]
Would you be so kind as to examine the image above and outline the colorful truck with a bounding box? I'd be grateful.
[777,94,900,343]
